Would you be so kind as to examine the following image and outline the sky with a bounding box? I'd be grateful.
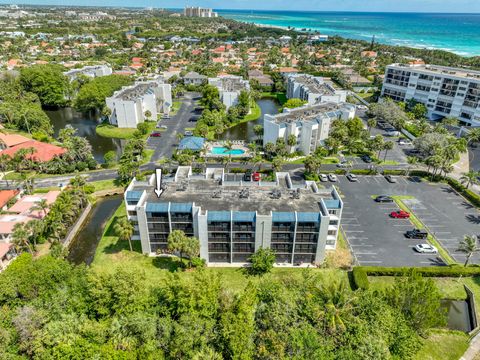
[2,0,480,13]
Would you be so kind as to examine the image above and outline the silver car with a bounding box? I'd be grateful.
[414,244,438,253]
[319,174,328,182]
[328,174,338,182]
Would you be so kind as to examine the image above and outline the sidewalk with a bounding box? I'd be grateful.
[460,332,480,360]
[450,151,480,194]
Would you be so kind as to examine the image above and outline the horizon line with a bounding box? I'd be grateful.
[3,4,480,14]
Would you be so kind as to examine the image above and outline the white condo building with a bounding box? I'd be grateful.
[208,75,250,109]
[64,64,112,81]
[287,74,348,105]
[381,63,480,126]
[184,6,218,18]
[263,102,356,155]
[106,78,172,128]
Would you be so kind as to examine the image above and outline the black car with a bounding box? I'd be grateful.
[405,229,428,239]
[361,155,373,163]
[243,170,253,182]
[374,195,393,203]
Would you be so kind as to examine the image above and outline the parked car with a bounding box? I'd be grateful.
[244,170,261,182]
[150,132,162,137]
[405,229,428,239]
[346,173,358,182]
[390,210,410,219]
[385,175,397,183]
[377,121,388,129]
[385,130,400,137]
[319,174,328,182]
[184,130,193,136]
[398,138,412,145]
[337,161,351,168]
[252,172,261,181]
[361,155,373,163]
[160,125,168,129]
[414,244,438,253]
[328,174,337,182]
[374,195,393,203]
[357,105,368,111]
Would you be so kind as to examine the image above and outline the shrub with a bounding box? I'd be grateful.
[383,169,406,176]
[350,169,377,175]
[248,248,276,275]
[352,267,370,290]
[323,249,352,270]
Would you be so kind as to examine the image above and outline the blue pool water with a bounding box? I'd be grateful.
[211,147,246,155]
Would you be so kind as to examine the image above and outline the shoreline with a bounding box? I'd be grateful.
[220,15,478,57]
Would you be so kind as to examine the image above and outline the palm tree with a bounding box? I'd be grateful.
[287,134,297,153]
[223,140,234,171]
[467,128,480,146]
[382,141,394,162]
[253,124,263,142]
[0,153,11,186]
[406,156,418,176]
[32,198,49,218]
[11,223,33,254]
[25,219,44,249]
[460,171,480,189]
[457,235,480,267]
[113,216,134,251]
[367,118,377,134]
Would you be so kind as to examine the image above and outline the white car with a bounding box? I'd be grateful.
[357,105,368,110]
[319,174,328,182]
[415,244,438,253]
[399,139,412,146]
[346,173,358,182]
[328,174,337,182]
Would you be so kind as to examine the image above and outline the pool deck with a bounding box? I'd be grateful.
[205,141,251,158]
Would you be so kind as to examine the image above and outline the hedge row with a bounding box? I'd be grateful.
[352,265,480,289]
[446,177,480,208]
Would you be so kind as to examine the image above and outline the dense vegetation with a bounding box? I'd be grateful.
[74,74,133,113]
[0,254,447,359]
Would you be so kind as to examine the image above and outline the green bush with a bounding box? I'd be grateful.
[446,177,480,208]
[350,169,377,175]
[383,169,407,176]
[352,267,369,290]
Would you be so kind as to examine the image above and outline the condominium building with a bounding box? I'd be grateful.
[287,74,348,105]
[106,78,172,128]
[263,102,356,155]
[64,64,112,81]
[124,166,343,265]
[184,6,218,18]
[381,63,480,126]
[208,75,250,109]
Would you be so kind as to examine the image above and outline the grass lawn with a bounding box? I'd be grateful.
[96,123,138,139]
[414,329,469,360]
[91,202,349,292]
[378,160,399,166]
[90,179,124,193]
[170,101,182,116]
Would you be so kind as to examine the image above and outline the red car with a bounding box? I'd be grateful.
[252,172,261,181]
[390,210,410,219]
[150,132,162,137]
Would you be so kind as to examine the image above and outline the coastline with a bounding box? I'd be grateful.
[219,11,480,57]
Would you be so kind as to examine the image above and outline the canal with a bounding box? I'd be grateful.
[46,108,124,163]
[67,195,123,265]
[219,98,279,141]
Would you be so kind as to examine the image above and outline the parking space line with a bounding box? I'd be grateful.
[360,260,383,264]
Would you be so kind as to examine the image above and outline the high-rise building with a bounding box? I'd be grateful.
[124,167,343,265]
[381,63,480,126]
[263,102,356,155]
[184,6,218,18]
[287,74,348,105]
[106,78,172,128]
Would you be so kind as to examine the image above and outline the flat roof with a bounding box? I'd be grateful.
[267,102,347,124]
[389,63,480,81]
[291,75,335,96]
[129,173,338,215]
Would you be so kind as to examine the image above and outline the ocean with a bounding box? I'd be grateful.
[217,10,480,57]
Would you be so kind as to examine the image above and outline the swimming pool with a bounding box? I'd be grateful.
[210,146,245,155]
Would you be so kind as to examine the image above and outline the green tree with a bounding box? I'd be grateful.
[284,98,307,109]
[103,151,117,167]
[12,223,33,254]
[113,216,134,251]
[20,64,70,107]
[248,247,276,275]
[460,171,480,189]
[367,118,377,134]
[167,230,200,267]
[457,235,480,267]
[382,141,394,162]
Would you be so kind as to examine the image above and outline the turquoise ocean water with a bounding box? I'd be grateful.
[217,10,480,56]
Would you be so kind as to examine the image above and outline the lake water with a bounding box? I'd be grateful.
[46,108,124,163]
[220,98,279,141]
[67,195,123,265]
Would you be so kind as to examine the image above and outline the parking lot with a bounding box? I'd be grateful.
[335,175,480,266]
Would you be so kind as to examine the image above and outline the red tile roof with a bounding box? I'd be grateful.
[0,133,30,148]
[0,140,66,162]
[0,190,19,209]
